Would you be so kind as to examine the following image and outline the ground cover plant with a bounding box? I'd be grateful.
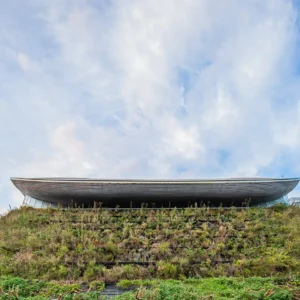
[115,277,300,300]
[0,275,104,299]
[0,276,300,299]
[0,205,300,281]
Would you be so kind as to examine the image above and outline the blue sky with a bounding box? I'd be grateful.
[1,0,300,212]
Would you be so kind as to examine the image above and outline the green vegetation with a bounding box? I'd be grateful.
[1,204,300,299]
[0,205,300,282]
[0,275,104,299]
[115,277,300,300]
[1,276,300,299]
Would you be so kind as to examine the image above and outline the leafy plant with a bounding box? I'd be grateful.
[1,206,300,281]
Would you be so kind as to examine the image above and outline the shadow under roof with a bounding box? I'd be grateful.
[11,177,300,208]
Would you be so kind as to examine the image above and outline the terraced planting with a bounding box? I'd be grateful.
[0,205,300,282]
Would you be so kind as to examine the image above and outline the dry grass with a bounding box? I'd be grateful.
[0,205,299,281]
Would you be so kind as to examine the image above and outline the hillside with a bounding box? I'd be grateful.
[0,205,300,282]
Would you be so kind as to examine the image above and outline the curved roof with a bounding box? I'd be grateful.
[11,177,299,207]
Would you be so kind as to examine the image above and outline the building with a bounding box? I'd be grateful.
[11,177,299,208]
[289,197,300,206]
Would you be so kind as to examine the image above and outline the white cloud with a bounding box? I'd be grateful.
[50,121,85,161]
[1,0,300,210]
[16,52,41,71]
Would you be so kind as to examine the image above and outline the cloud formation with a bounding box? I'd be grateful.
[1,0,300,210]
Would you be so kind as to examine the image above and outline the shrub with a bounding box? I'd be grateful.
[0,206,300,281]
[89,280,105,291]
[157,262,178,279]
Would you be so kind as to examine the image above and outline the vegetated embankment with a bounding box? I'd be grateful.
[0,205,300,282]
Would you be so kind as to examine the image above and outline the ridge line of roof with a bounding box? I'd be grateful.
[10,177,300,184]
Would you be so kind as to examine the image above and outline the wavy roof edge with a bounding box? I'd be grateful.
[10,177,300,184]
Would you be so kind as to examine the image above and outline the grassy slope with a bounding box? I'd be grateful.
[0,205,300,282]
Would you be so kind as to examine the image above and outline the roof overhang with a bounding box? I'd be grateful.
[11,177,299,207]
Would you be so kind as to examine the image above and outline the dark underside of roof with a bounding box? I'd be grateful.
[11,177,299,208]
[36,195,278,208]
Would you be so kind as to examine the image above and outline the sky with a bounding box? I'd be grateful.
[1,0,300,212]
